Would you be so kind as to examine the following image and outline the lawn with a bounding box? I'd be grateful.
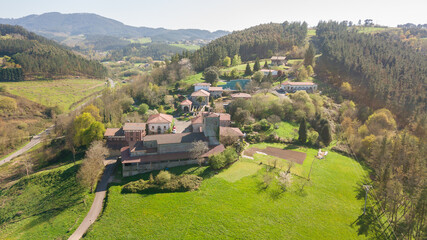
[170,44,200,51]
[0,161,93,240]
[84,145,370,239]
[268,121,299,140]
[127,37,152,44]
[0,79,106,112]
[180,72,204,85]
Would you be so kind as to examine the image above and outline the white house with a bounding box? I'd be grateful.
[194,83,211,92]
[146,113,174,134]
[260,69,278,76]
[281,81,318,93]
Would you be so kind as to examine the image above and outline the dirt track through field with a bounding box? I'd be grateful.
[244,147,306,164]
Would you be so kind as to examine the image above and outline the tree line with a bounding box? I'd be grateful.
[314,21,427,123]
[189,22,308,71]
[0,24,107,80]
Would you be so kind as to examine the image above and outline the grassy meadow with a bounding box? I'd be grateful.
[170,44,200,51]
[84,145,370,239]
[0,162,93,240]
[0,79,106,112]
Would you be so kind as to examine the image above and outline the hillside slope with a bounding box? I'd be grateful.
[0,24,107,80]
[191,22,307,71]
[0,12,229,43]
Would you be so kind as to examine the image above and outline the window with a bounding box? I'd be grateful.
[164,126,166,129]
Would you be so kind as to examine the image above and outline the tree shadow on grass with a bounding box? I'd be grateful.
[283,144,299,150]
[20,165,87,232]
[349,179,387,239]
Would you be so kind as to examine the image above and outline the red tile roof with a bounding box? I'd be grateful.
[147,113,173,124]
[143,132,207,144]
[123,123,146,131]
[220,127,244,137]
[180,99,192,105]
[191,89,210,97]
[209,87,223,91]
[191,116,203,124]
[219,113,231,121]
[281,81,316,86]
[201,144,226,158]
[104,128,124,137]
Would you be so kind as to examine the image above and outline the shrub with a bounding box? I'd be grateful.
[208,147,238,170]
[0,96,17,113]
[208,154,227,170]
[122,172,202,193]
[253,119,271,132]
[155,170,172,185]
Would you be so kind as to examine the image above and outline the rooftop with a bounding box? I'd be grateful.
[281,81,316,86]
[194,83,211,86]
[231,93,252,98]
[191,116,203,124]
[220,127,244,137]
[219,113,231,121]
[191,89,210,97]
[104,128,125,137]
[180,99,192,105]
[201,144,225,158]
[147,113,173,124]
[123,123,146,131]
[143,132,207,145]
[271,56,286,60]
[209,87,223,91]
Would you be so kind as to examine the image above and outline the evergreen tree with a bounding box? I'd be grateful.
[263,61,269,69]
[298,118,307,144]
[253,58,261,72]
[304,42,316,67]
[244,63,252,76]
[320,122,332,146]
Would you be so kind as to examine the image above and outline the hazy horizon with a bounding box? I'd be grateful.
[1,0,426,32]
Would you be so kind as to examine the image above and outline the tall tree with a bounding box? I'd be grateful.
[298,118,307,144]
[304,42,316,67]
[244,62,252,76]
[253,58,261,72]
[263,61,269,69]
[190,140,208,167]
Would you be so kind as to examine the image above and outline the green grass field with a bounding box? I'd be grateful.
[170,44,200,51]
[181,72,204,85]
[127,37,152,44]
[0,162,93,240]
[0,79,106,112]
[269,121,299,140]
[84,145,370,239]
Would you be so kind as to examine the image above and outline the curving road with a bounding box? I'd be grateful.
[0,125,54,166]
[68,160,116,240]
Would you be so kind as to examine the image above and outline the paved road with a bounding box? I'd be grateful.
[68,160,116,240]
[0,125,54,166]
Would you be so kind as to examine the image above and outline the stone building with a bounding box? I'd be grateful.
[281,81,318,93]
[146,113,173,134]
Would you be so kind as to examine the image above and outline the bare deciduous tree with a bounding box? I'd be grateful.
[77,141,109,192]
[190,140,208,167]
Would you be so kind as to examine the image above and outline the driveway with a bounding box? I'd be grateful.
[174,119,192,133]
[68,159,116,240]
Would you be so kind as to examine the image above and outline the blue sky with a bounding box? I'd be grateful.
[1,0,426,31]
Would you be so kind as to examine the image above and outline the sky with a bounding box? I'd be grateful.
[0,0,426,31]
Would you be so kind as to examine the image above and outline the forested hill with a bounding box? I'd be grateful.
[0,12,229,42]
[315,21,427,121]
[191,22,307,71]
[0,24,107,80]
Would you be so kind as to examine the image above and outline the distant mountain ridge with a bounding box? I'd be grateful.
[0,12,229,42]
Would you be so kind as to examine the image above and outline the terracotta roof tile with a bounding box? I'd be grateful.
[191,89,210,97]
[231,93,251,98]
[123,123,146,131]
[104,128,125,137]
[220,127,244,137]
[180,99,192,105]
[147,113,173,124]
[143,132,207,144]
